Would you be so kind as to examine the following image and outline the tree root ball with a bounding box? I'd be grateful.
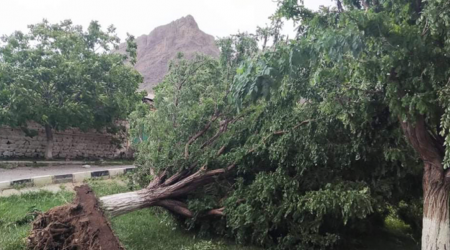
[27,185,124,250]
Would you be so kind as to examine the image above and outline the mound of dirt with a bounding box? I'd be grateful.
[28,185,123,250]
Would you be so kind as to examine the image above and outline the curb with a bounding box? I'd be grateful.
[0,167,135,192]
[0,161,132,167]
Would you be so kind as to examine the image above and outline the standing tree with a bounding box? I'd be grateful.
[233,0,450,249]
[0,20,143,159]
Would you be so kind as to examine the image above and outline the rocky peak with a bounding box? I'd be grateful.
[118,15,220,93]
[173,15,198,29]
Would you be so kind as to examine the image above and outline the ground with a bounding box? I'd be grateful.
[0,161,134,182]
[0,179,259,250]
[0,178,420,250]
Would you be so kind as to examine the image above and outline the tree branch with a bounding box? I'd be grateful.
[155,200,225,218]
[147,170,167,189]
[185,115,219,159]
[217,145,226,156]
[155,199,193,217]
[273,119,313,135]
[205,207,225,216]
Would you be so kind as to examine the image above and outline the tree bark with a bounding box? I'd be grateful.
[400,116,450,250]
[44,124,54,160]
[422,176,450,250]
[100,164,235,217]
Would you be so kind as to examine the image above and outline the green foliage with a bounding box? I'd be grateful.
[130,29,422,249]
[0,19,143,134]
[216,33,259,76]
[130,53,228,178]
[239,0,450,166]
[230,0,450,247]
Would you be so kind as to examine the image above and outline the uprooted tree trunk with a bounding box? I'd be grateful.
[28,164,233,250]
[401,115,450,250]
[100,164,234,217]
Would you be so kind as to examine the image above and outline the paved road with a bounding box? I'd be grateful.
[0,165,134,182]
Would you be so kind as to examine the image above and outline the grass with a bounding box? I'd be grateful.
[0,162,19,169]
[0,179,420,250]
[0,190,73,250]
[94,159,135,166]
[0,179,258,250]
[0,163,49,169]
[87,179,259,250]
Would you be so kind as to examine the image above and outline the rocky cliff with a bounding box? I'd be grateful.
[118,15,220,93]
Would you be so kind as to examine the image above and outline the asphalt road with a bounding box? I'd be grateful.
[0,164,134,182]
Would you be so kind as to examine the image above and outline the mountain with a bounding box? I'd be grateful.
[117,15,220,93]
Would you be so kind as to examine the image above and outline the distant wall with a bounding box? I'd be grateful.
[0,122,132,160]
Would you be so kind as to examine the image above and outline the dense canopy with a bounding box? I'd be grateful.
[0,20,143,159]
[129,0,450,249]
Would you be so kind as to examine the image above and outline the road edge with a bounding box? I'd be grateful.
[0,167,135,192]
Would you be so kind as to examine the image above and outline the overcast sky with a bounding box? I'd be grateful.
[1,0,333,41]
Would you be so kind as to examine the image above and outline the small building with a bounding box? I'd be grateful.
[142,93,155,105]
[142,93,156,110]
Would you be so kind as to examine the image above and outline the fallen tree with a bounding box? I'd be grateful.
[27,166,234,250]
[28,41,422,249]
[100,164,235,218]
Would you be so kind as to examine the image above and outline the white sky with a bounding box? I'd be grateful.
[0,0,333,41]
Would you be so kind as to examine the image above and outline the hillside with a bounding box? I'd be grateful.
[118,15,220,93]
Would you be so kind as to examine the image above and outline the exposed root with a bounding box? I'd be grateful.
[28,185,123,250]
[27,165,236,249]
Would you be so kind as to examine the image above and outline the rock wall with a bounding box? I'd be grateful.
[0,123,132,160]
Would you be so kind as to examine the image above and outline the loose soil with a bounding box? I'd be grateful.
[28,185,123,250]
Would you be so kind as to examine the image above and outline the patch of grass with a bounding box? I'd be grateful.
[86,179,258,250]
[112,209,259,250]
[0,190,73,250]
[23,163,49,168]
[0,162,19,169]
[0,180,257,250]
[0,162,56,169]
[86,178,133,196]
[0,180,420,250]
[94,160,135,166]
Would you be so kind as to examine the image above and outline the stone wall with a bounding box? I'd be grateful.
[0,122,132,159]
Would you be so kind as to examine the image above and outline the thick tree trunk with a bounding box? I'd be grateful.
[44,124,53,160]
[28,165,231,249]
[100,164,234,217]
[422,177,450,250]
[400,116,450,250]
[101,190,151,217]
